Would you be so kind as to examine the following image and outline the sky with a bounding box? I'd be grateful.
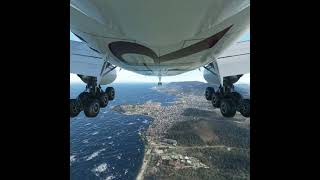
[70,31,250,84]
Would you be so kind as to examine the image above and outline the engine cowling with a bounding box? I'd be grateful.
[78,68,117,85]
[99,68,117,85]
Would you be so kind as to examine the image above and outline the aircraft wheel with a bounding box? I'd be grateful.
[205,87,214,100]
[240,99,250,117]
[70,99,80,117]
[83,98,100,117]
[98,92,109,108]
[106,87,115,101]
[211,92,221,108]
[220,99,236,117]
[78,92,90,109]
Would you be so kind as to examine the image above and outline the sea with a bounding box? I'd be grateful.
[70,83,176,180]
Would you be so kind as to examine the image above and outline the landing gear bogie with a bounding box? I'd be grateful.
[205,86,249,118]
[70,76,115,118]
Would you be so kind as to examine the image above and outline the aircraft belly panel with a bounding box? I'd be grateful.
[70,0,250,77]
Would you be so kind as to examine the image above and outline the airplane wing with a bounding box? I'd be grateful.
[203,40,249,86]
[216,40,250,78]
[70,40,103,77]
[70,40,117,85]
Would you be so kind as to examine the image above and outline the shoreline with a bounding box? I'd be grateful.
[136,143,151,180]
[136,118,153,180]
[134,90,185,180]
[135,90,176,180]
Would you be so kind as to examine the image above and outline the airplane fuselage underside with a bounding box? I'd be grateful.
[70,0,250,76]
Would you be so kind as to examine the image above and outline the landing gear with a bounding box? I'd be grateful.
[70,99,80,117]
[203,62,249,118]
[205,83,249,118]
[205,86,250,118]
[78,92,90,109]
[70,76,115,118]
[205,87,221,107]
[83,98,100,117]
[205,87,214,100]
[106,87,115,101]
[239,99,250,117]
[211,91,221,108]
[158,76,162,86]
[98,92,109,108]
[205,87,239,118]
[220,99,236,117]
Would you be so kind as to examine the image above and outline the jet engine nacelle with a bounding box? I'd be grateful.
[99,68,117,85]
[78,68,117,85]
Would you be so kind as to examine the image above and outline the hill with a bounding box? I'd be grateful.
[158,81,250,98]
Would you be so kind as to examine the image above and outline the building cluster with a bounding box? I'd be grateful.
[158,153,209,170]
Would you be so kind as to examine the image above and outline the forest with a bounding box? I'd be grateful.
[165,119,250,148]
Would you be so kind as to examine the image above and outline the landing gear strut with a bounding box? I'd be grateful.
[70,76,115,118]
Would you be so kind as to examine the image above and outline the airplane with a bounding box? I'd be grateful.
[70,0,250,118]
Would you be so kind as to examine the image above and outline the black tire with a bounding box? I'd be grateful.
[83,98,100,117]
[98,92,109,108]
[240,99,250,117]
[211,92,221,108]
[106,87,115,101]
[205,87,214,100]
[220,99,236,117]
[78,92,90,110]
[70,99,80,118]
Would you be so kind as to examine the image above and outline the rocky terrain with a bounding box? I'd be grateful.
[111,81,250,180]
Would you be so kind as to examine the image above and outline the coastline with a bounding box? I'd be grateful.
[133,89,189,180]
[136,124,153,180]
[136,143,151,180]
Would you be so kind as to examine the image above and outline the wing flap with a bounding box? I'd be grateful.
[70,40,104,77]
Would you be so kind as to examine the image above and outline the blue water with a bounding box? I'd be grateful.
[70,83,176,180]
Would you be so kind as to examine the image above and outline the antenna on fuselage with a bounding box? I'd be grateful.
[158,76,162,86]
